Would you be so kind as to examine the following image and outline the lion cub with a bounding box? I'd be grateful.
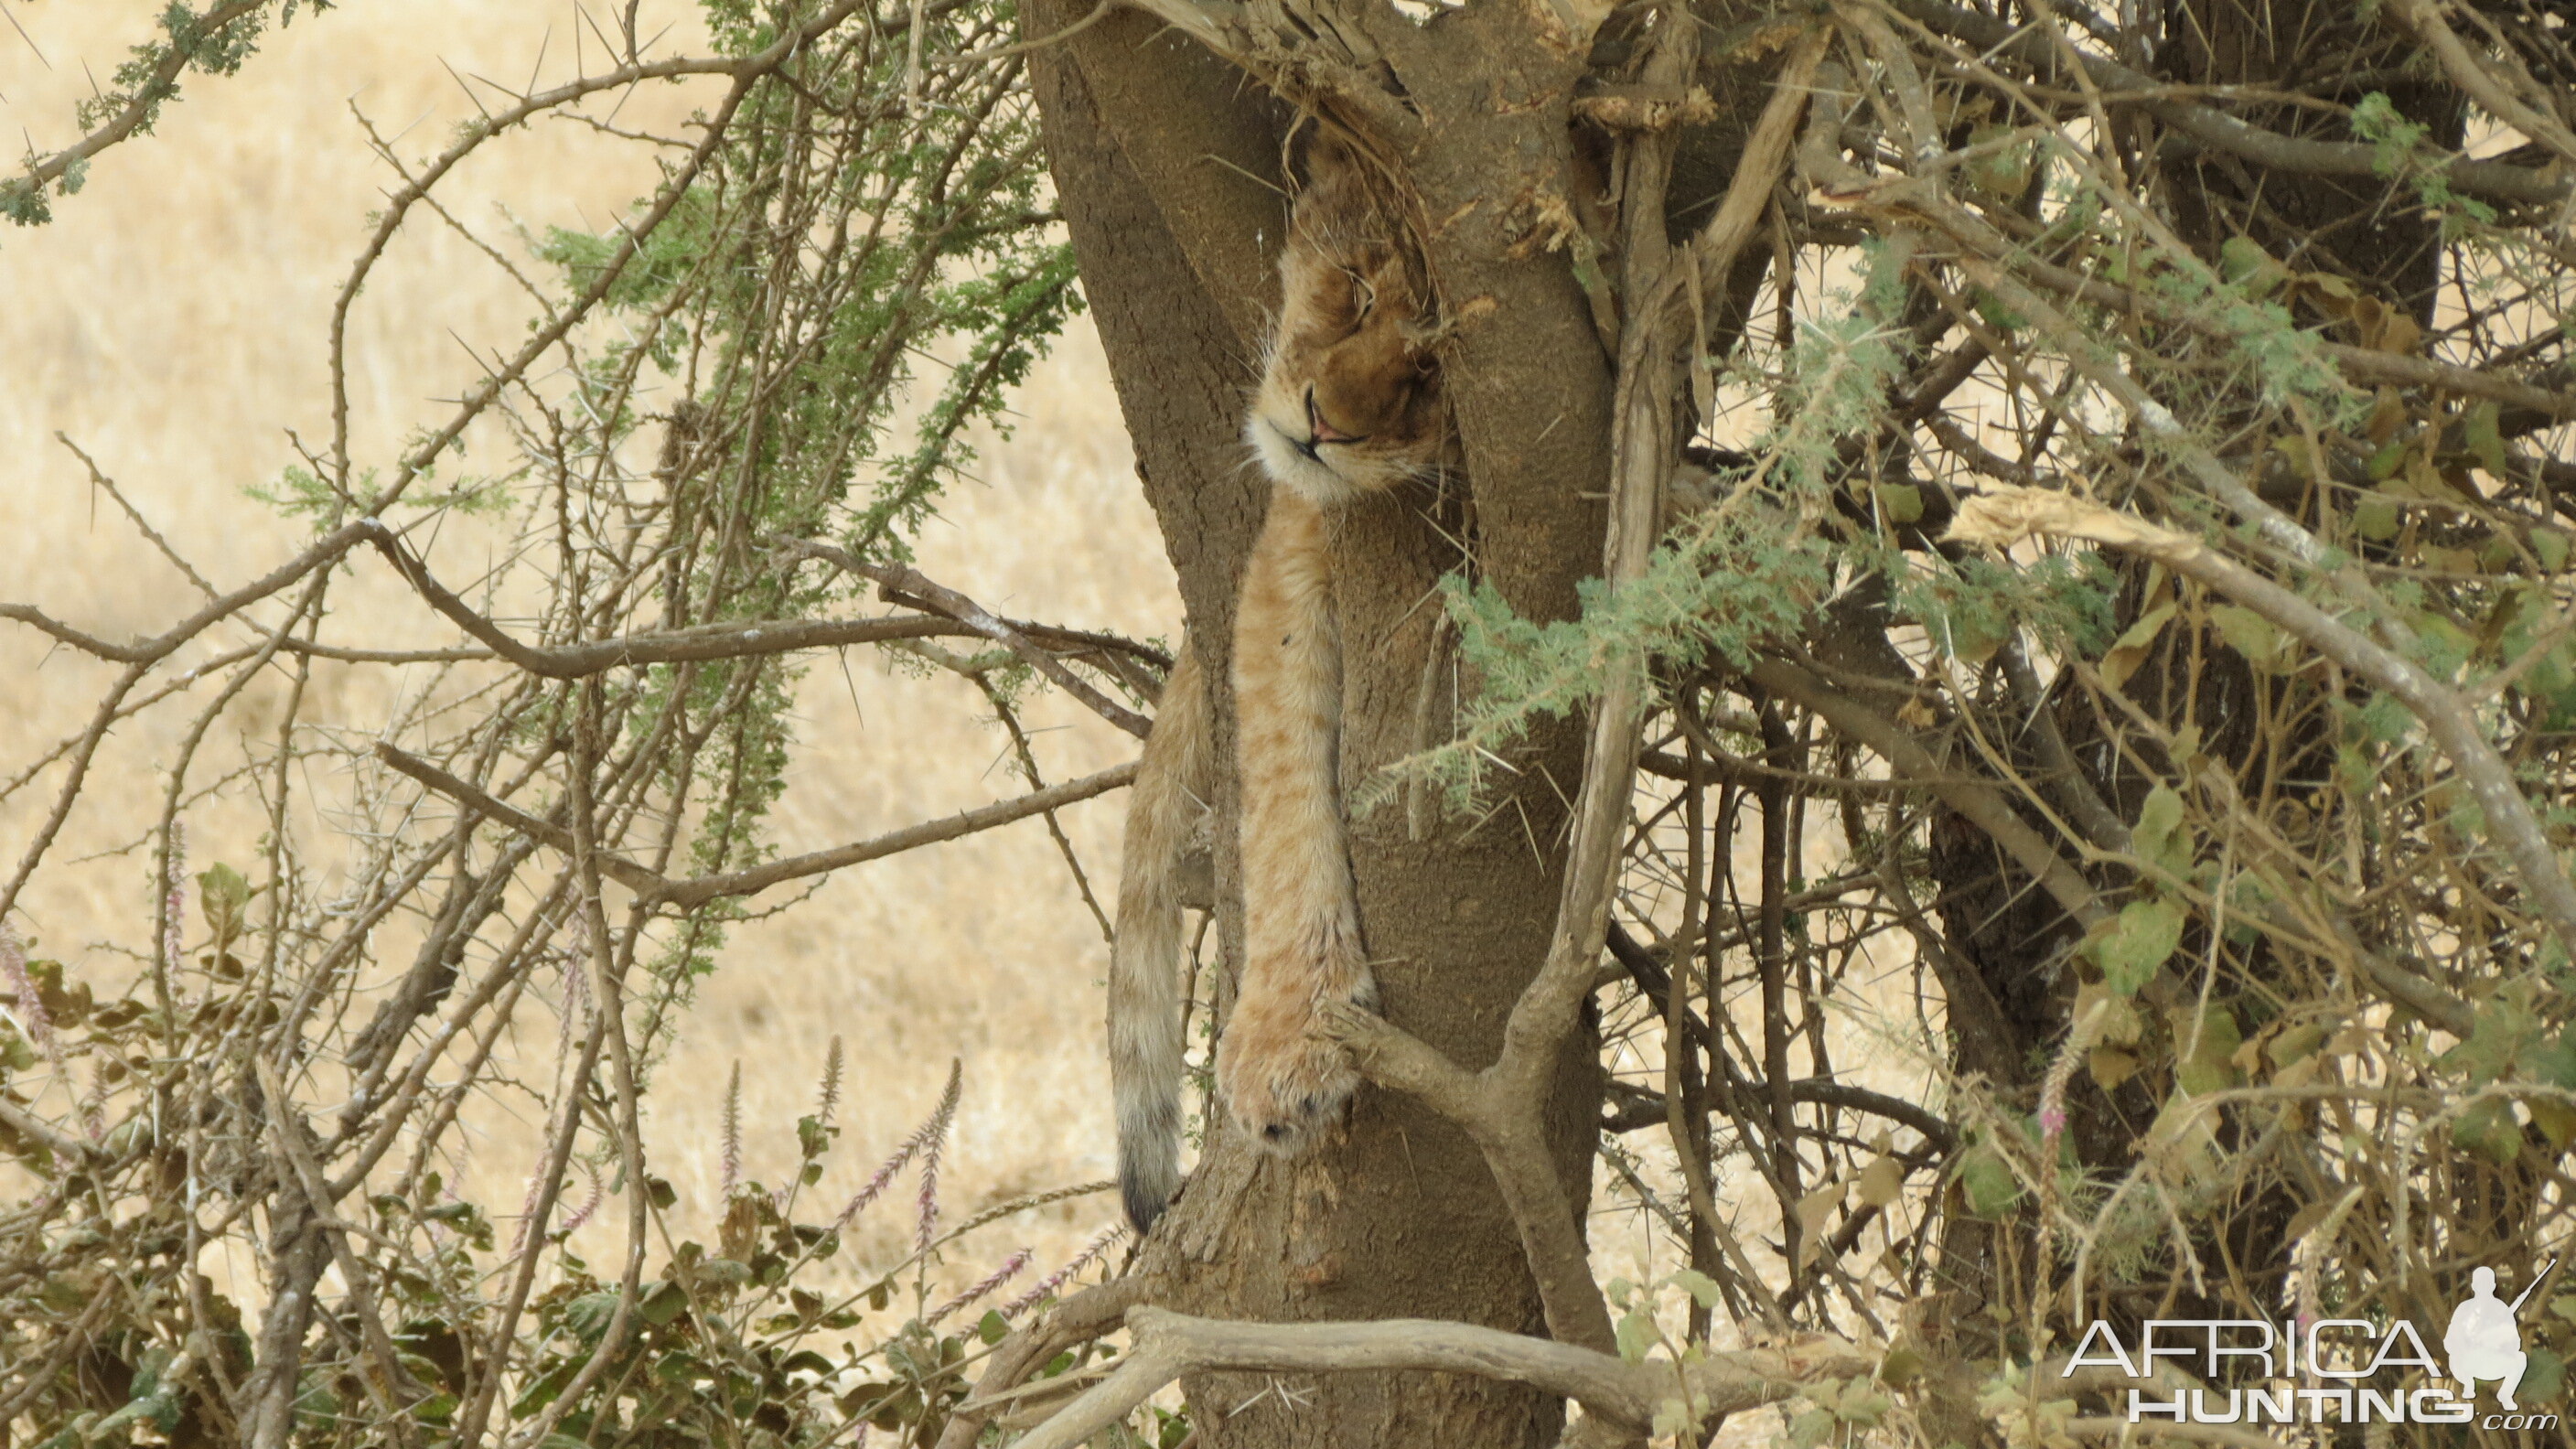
[1111,134,1720,1232]
[1111,133,1439,1234]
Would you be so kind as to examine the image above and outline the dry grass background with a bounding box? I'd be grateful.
[0,4,1930,1368]
[0,0,1169,1293]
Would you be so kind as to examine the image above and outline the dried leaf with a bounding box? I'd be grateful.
[2088,1048,2140,1091]
[1856,1154,1905,1208]
[2100,602,2176,692]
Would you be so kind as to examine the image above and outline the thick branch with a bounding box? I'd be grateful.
[0,1095,93,1167]
[936,1276,1154,1449]
[1008,1306,1873,1449]
[378,744,1138,909]
[1602,1078,1956,1151]
[373,745,673,896]
[1326,37,1823,1375]
[1884,0,2571,207]
[1952,487,2576,963]
[0,518,376,664]
[655,762,1138,907]
[366,527,966,677]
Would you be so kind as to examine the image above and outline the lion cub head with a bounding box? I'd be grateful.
[1247,133,1447,506]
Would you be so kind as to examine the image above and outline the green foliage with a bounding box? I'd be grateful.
[2093,897,2184,996]
[2352,91,2500,230]
[5,3,325,228]
[497,0,1080,1022]
[1386,252,1923,806]
[1399,505,1836,806]
[248,464,516,526]
[3,1000,1096,1447]
[1896,552,2116,665]
[1788,1376,1893,1448]
[1952,1132,2026,1219]
[1,2,1111,1444]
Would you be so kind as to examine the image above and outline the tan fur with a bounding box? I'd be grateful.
[1110,133,1444,1233]
[1109,647,1211,1232]
[1110,134,1724,1232]
[1216,485,1375,1152]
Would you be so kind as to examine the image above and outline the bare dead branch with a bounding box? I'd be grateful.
[373,744,675,896]
[364,525,967,676]
[0,517,376,664]
[655,760,1139,907]
[1007,1305,1874,1449]
[0,1096,91,1168]
[778,536,1154,737]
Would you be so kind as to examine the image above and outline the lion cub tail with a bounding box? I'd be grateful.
[1111,645,1212,1235]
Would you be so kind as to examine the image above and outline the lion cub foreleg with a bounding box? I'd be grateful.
[1218,485,1373,1152]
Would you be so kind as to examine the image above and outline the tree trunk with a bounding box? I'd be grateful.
[1029,13,1603,1446]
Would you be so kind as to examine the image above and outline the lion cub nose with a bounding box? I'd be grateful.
[1304,387,1362,448]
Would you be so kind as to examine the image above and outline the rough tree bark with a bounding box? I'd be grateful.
[1028,5,1606,1444]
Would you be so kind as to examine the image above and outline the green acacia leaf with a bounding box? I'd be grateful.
[1956,1144,2023,1218]
[1615,1308,1659,1364]
[2208,605,2282,669]
[2466,401,2507,478]
[2096,896,2185,995]
[2131,784,2192,876]
[2174,1004,2245,1098]
[1669,1268,1724,1309]
[2453,1097,2522,1165]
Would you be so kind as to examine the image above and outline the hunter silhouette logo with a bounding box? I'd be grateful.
[2448,1258,2556,1410]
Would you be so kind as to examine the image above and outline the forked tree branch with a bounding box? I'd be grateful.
[932,1276,1154,1449]
[1327,39,1824,1375]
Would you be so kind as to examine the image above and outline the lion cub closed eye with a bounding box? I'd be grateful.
[1245,136,1446,506]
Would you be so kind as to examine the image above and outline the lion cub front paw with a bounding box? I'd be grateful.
[1217,950,1376,1154]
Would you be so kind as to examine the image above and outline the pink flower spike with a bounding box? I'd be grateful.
[1003,1223,1126,1319]
[0,924,53,1057]
[928,1248,1031,1325]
